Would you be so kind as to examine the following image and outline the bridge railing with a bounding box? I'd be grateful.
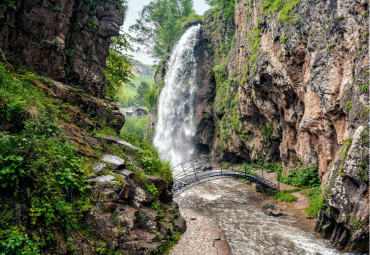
[172,157,211,180]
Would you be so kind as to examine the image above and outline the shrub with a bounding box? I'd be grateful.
[345,101,352,110]
[121,116,148,140]
[361,84,368,93]
[354,220,362,230]
[119,131,172,183]
[278,165,320,188]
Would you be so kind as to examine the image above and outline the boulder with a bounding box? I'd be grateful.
[262,203,283,217]
[101,154,125,170]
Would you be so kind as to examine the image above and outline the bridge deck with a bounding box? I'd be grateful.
[172,168,278,196]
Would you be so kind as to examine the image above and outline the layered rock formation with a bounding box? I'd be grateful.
[156,0,369,251]
[0,0,123,96]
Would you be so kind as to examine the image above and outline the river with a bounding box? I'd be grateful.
[173,179,355,255]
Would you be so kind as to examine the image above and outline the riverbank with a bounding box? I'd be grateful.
[252,169,316,233]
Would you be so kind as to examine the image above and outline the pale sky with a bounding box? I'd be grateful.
[123,0,210,65]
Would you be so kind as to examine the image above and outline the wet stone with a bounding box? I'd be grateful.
[93,162,107,172]
[88,175,115,185]
[101,154,125,170]
[100,134,138,151]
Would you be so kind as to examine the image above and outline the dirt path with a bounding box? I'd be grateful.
[169,208,231,255]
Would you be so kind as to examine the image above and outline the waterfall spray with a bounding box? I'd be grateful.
[153,25,201,165]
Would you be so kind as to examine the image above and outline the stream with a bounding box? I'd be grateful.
[174,179,353,255]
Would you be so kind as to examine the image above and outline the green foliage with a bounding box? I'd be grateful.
[354,220,362,230]
[360,84,368,93]
[206,0,237,22]
[242,163,257,176]
[0,226,42,255]
[345,101,352,110]
[119,131,172,183]
[121,116,148,140]
[153,230,184,255]
[278,165,320,188]
[0,63,91,252]
[182,13,204,26]
[327,45,334,52]
[281,36,287,43]
[249,160,283,173]
[130,0,195,59]
[274,191,297,202]
[341,137,353,159]
[145,84,158,110]
[64,49,74,58]
[302,187,325,217]
[261,0,299,23]
[134,81,150,106]
[0,155,26,188]
[104,32,134,99]
[5,0,17,10]
[145,184,159,198]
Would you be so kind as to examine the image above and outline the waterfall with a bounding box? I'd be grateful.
[153,24,202,166]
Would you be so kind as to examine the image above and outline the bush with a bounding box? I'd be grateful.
[278,165,320,188]
[121,116,148,140]
[119,131,172,183]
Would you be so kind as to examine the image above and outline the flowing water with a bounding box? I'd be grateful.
[153,24,201,165]
[154,26,355,255]
[175,179,352,255]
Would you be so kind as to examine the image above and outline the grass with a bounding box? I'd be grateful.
[274,191,297,202]
[302,187,325,217]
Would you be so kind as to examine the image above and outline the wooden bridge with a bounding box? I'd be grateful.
[172,158,278,197]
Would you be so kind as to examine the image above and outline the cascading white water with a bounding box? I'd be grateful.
[153,25,201,165]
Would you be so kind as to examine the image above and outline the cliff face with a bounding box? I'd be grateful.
[0,0,123,96]
[189,0,369,251]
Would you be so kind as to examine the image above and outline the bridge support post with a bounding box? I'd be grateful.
[193,166,198,181]
[182,163,186,177]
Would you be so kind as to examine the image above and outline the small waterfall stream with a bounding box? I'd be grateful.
[153,24,201,166]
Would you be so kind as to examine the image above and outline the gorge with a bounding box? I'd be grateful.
[0,0,368,254]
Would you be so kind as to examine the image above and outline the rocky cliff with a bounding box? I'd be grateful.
[0,0,123,97]
[0,1,185,254]
[155,0,369,251]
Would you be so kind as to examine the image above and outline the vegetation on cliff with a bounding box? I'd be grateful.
[0,61,182,254]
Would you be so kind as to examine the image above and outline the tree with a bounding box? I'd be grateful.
[135,81,150,106]
[104,30,134,99]
[129,0,194,59]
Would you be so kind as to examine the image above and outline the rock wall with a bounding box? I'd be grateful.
[159,0,369,251]
[0,0,123,97]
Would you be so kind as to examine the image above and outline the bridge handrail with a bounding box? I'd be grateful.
[171,157,210,170]
[173,159,211,179]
